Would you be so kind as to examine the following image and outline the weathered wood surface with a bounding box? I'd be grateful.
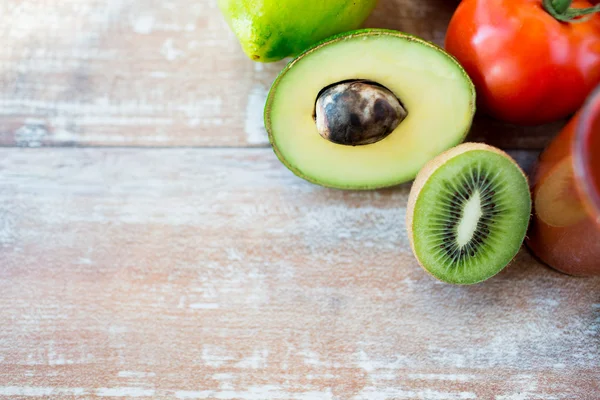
[0,0,562,149]
[0,149,598,399]
[0,0,597,398]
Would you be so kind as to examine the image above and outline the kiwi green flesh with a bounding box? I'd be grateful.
[412,150,531,285]
[265,29,475,190]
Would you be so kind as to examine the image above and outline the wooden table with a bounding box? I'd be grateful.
[0,0,598,398]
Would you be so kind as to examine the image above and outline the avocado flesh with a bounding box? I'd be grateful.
[265,30,476,190]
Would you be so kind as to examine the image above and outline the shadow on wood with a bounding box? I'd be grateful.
[467,115,565,150]
[364,0,458,45]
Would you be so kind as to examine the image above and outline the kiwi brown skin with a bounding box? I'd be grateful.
[405,142,530,284]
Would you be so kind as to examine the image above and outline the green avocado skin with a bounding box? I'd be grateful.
[218,0,378,62]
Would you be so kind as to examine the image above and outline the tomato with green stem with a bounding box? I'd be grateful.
[445,0,600,125]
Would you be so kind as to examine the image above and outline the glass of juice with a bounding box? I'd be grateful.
[527,86,600,276]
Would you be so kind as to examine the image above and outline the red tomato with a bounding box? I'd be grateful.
[445,0,600,125]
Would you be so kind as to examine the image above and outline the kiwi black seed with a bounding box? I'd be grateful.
[406,143,532,285]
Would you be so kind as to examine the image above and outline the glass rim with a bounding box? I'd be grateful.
[573,85,600,221]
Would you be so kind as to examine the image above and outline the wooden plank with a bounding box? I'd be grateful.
[0,148,598,398]
[0,0,562,149]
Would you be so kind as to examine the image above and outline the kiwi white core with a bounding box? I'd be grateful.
[457,190,483,247]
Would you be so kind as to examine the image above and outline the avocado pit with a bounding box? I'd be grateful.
[314,80,407,146]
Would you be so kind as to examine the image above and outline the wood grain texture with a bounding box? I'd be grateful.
[0,148,598,399]
[0,0,562,149]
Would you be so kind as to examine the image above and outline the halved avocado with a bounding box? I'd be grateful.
[264,29,476,190]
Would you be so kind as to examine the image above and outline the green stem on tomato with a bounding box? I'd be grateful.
[543,0,600,22]
[551,0,572,13]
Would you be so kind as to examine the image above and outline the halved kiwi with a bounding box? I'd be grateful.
[406,143,532,285]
